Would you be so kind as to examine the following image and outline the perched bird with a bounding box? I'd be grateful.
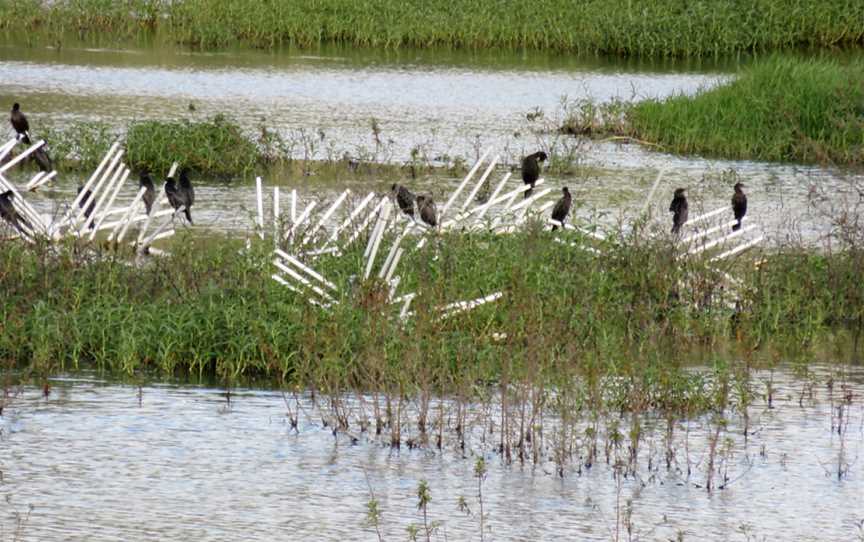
[391,183,416,217]
[731,182,747,231]
[669,188,689,235]
[521,151,547,199]
[0,190,30,235]
[166,168,193,224]
[77,185,96,229]
[550,187,572,231]
[139,170,156,215]
[9,103,29,141]
[31,142,52,173]
[416,194,437,227]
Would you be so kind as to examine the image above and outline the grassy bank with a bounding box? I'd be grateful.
[562,56,864,165]
[1,0,863,56]
[1,227,861,391]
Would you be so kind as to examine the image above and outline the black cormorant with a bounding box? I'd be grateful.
[9,103,29,141]
[166,169,193,224]
[391,183,415,217]
[416,194,437,227]
[140,170,156,215]
[550,187,572,231]
[669,188,688,235]
[521,151,547,199]
[732,182,747,231]
[0,190,30,235]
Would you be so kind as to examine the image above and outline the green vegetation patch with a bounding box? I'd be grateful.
[125,115,259,178]
[628,56,864,164]
[1,0,863,56]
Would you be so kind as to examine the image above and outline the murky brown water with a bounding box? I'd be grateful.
[1,366,862,541]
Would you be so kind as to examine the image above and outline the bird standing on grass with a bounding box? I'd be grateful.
[521,151,547,199]
[416,194,437,227]
[391,183,416,218]
[550,187,572,231]
[9,103,29,141]
[669,188,688,235]
[731,182,747,231]
[140,170,156,215]
[0,190,30,235]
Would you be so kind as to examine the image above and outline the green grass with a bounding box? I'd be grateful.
[628,56,864,164]
[1,226,860,399]
[560,56,864,165]
[1,0,863,56]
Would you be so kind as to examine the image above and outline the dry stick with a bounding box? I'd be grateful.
[302,189,350,246]
[274,249,339,292]
[688,225,757,256]
[256,176,265,239]
[459,155,500,212]
[440,149,491,219]
[88,167,131,238]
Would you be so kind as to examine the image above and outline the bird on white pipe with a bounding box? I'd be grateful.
[731,182,747,231]
[520,151,547,199]
[0,190,30,235]
[669,188,688,235]
[166,167,194,224]
[9,103,29,142]
[550,187,572,231]
[391,183,416,218]
[139,169,156,215]
[416,194,437,227]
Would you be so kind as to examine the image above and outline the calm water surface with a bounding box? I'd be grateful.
[0,367,862,541]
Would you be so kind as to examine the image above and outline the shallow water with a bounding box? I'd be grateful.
[0,366,862,541]
[1,39,861,244]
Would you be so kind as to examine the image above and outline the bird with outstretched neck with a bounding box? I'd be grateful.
[550,187,572,231]
[77,186,96,229]
[732,182,747,231]
[391,183,416,217]
[416,194,437,227]
[139,170,156,215]
[0,190,30,235]
[521,151,547,199]
[669,188,688,235]
[9,103,29,141]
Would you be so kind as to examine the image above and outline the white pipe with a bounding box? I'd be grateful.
[363,202,391,280]
[51,142,119,235]
[363,206,387,260]
[710,236,764,262]
[98,209,174,233]
[387,275,401,301]
[440,150,492,218]
[640,167,667,216]
[141,213,174,247]
[73,150,124,228]
[302,189,350,245]
[684,206,728,227]
[287,201,317,240]
[273,259,336,303]
[136,190,166,244]
[680,220,739,245]
[344,197,386,248]
[0,173,47,234]
[384,248,403,283]
[438,292,504,319]
[26,171,57,191]
[459,155,499,212]
[274,249,339,292]
[688,225,757,256]
[302,246,340,258]
[327,192,375,244]
[255,176,265,239]
[472,172,512,224]
[87,167,130,237]
[114,187,148,242]
[399,295,415,320]
[0,139,16,162]
[379,228,407,279]
[167,162,178,179]
[0,139,47,175]
[25,172,45,190]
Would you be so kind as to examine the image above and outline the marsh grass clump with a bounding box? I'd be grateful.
[126,115,259,178]
[3,0,863,56]
[627,56,864,165]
